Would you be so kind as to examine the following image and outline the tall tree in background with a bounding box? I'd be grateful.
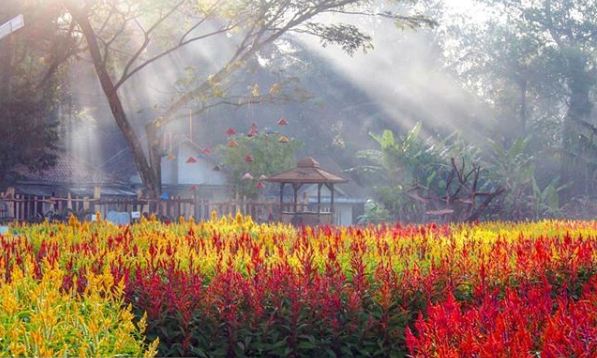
[0,1,76,188]
[61,0,432,200]
[441,0,597,201]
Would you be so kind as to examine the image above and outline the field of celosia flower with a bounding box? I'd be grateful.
[2,213,597,357]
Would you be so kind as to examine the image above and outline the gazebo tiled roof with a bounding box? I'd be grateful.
[265,158,348,184]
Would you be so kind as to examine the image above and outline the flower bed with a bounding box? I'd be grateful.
[3,215,597,356]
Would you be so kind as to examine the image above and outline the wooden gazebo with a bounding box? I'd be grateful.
[265,157,348,225]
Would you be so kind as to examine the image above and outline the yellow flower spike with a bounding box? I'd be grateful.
[144,338,160,358]
[95,210,102,222]
[189,216,195,225]
[149,213,157,221]
[68,213,78,227]
[179,216,186,224]
[211,210,218,222]
[236,211,243,225]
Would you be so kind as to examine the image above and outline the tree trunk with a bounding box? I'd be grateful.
[68,5,162,201]
[519,77,527,137]
[146,123,163,211]
[0,32,13,99]
[560,53,595,202]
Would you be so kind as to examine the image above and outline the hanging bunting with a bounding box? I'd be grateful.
[167,153,176,161]
[226,127,236,135]
[245,155,254,163]
[228,139,239,148]
[255,182,266,189]
[186,156,197,163]
[202,147,212,155]
[242,173,254,180]
[277,118,288,126]
[247,128,258,138]
[213,165,221,171]
[278,135,290,143]
[259,174,268,181]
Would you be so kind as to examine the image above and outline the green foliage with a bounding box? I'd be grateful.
[0,98,59,189]
[357,123,486,222]
[218,131,301,199]
[357,200,389,225]
[487,136,536,220]
[488,136,569,219]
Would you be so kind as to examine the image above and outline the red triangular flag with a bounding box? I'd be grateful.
[202,147,212,154]
[226,127,236,135]
[277,118,288,126]
[255,182,265,189]
[247,128,258,137]
[186,156,197,163]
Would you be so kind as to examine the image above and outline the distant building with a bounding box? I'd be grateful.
[130,139,229,201]
[14,154,135,198]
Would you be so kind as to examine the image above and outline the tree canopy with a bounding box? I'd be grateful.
[0,1,75,188]
[57,0,433,199]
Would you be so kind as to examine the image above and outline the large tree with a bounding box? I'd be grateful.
[60,0,432,200]
[0,1,77,188]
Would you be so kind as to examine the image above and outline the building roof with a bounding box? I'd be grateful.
[17,154,121,186]
[265,157,349,184]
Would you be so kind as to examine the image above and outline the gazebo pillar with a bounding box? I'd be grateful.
[279,183,285,219]
[317,183,322,223]
[292,183,299,223]
[330,183,335,224]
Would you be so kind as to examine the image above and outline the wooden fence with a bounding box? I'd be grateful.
[0,191,307,224]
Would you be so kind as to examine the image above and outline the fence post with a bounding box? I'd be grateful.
[94,186,101,216]
[67,192,73,211]
[6,187,15,220]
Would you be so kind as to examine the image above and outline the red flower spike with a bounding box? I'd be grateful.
[247,129,258,137]
[245,155,254,163]
[226,127,236,135]
[251,122,258,128]
[190,185,199,191]
[277,118,288,126]
[186,156,197,164]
